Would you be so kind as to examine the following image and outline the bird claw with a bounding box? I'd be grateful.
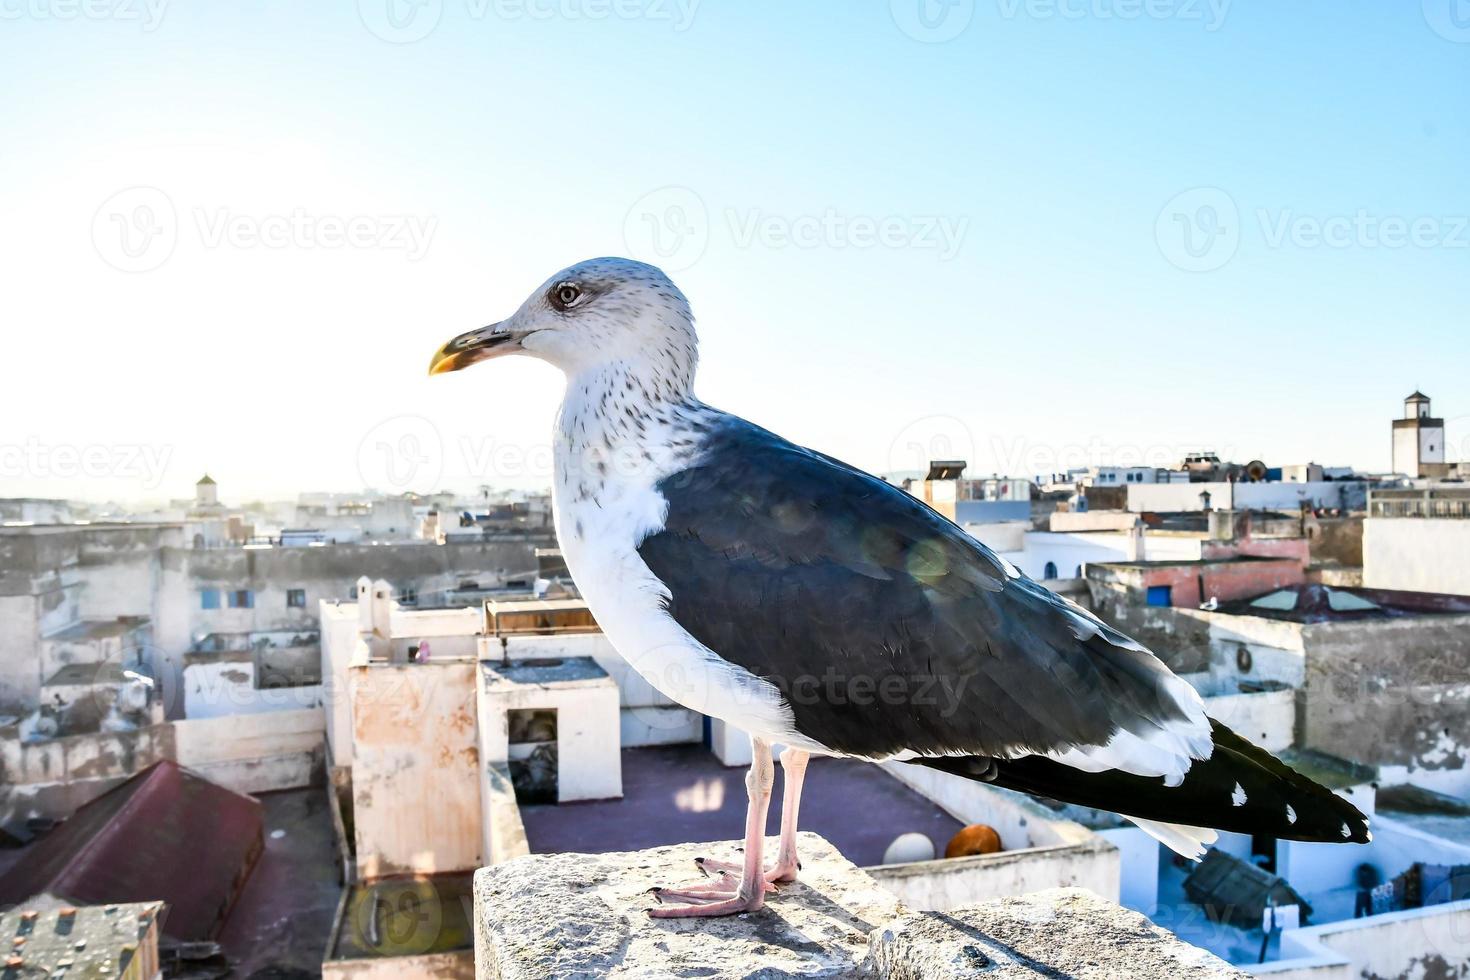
[646,871,776,916]
[695,855,800,885]
[646,881,768,918]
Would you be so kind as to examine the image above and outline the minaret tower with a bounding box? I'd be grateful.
[1391,392,1446,478]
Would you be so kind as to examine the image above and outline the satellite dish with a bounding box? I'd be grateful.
[1245,460,1268,482]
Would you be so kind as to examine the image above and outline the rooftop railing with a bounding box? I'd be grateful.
[1368,488,1470,519]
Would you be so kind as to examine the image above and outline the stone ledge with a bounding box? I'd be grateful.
[870,888,1250,979]
[474,833,899,979]
[473,834,1248,979]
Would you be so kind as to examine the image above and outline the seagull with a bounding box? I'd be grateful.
[430,257,1370,918]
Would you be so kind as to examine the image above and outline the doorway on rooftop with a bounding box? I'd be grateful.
[508,708,558,805]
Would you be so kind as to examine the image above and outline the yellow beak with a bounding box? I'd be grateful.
[428,322,521,376]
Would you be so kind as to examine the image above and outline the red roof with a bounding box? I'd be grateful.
[0,760,263,941]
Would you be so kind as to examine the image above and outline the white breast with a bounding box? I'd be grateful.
[550,400,807,748]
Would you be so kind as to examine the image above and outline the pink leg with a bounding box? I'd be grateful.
[769,748,809,882]
[695,747,810,884]
[649,736,775,918]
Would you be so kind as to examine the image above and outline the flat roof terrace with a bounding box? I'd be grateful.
[519,744,965,867]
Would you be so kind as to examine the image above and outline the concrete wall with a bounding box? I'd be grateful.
[1049,511,1139,532]
[1088,585,1306,681]
[1013,530,1140,581]
[321,603,361,767]
[480,762,530,868]
[0,593,46,713]
[172,708,325,794]
[1363,517,1470,596]
[487,631,701,748]
[1255,900,1470,980]
[1301,614,1470,796]
[0,723,173,824]
[868,837,1120,912]
[1305,517,1362,568]
[1181,671,1295,747]
[1128,481,1367,514]
[182,655,324,719]
[350,660,482,878]
[322,951,473,980]
[1098,825,1160,913]
[476,664,622,804]
[963,520,1028,554]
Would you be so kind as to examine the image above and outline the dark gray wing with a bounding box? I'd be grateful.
[638,416,1200,761]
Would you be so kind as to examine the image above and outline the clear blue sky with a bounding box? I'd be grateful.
[2,2,1466,502]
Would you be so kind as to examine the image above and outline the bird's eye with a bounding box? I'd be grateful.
[553,283,582,309]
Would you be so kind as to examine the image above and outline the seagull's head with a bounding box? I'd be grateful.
[428,257,696,379]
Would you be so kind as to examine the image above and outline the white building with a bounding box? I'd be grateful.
[1364,486,1470,596]
[1391,391,1447,479]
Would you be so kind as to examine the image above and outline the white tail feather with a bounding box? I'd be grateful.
[1129,816,1218,860]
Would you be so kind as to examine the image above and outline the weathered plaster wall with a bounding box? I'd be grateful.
[0,594,44,713]
[1301,615,1470,794]
[351,661,481,878]
[1306,517,1362,568]
[1363,517,1470,596]
[1260,899,1470,980]
[182,656,324,719]
[173,708,325,794]
[0,723,174,824]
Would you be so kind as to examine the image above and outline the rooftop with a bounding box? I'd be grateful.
[0,898,164,980]
[1375,784,1470,841]
[1220,583,1470,623]
[519,745,965,868]
[42,618,149,642]
[1274,748,1377,791]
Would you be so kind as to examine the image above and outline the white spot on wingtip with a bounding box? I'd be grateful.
[1231,783,1247,806]
[1341,822,1351,839]
[1286,805,1297,824]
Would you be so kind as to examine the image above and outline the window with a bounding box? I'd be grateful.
[228,589,255,609]
[1250,589,1299,612]
[1146,585,1173,607]
[1043,562,1058,579]
[201,588,221,610]
[286,589,306,608]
